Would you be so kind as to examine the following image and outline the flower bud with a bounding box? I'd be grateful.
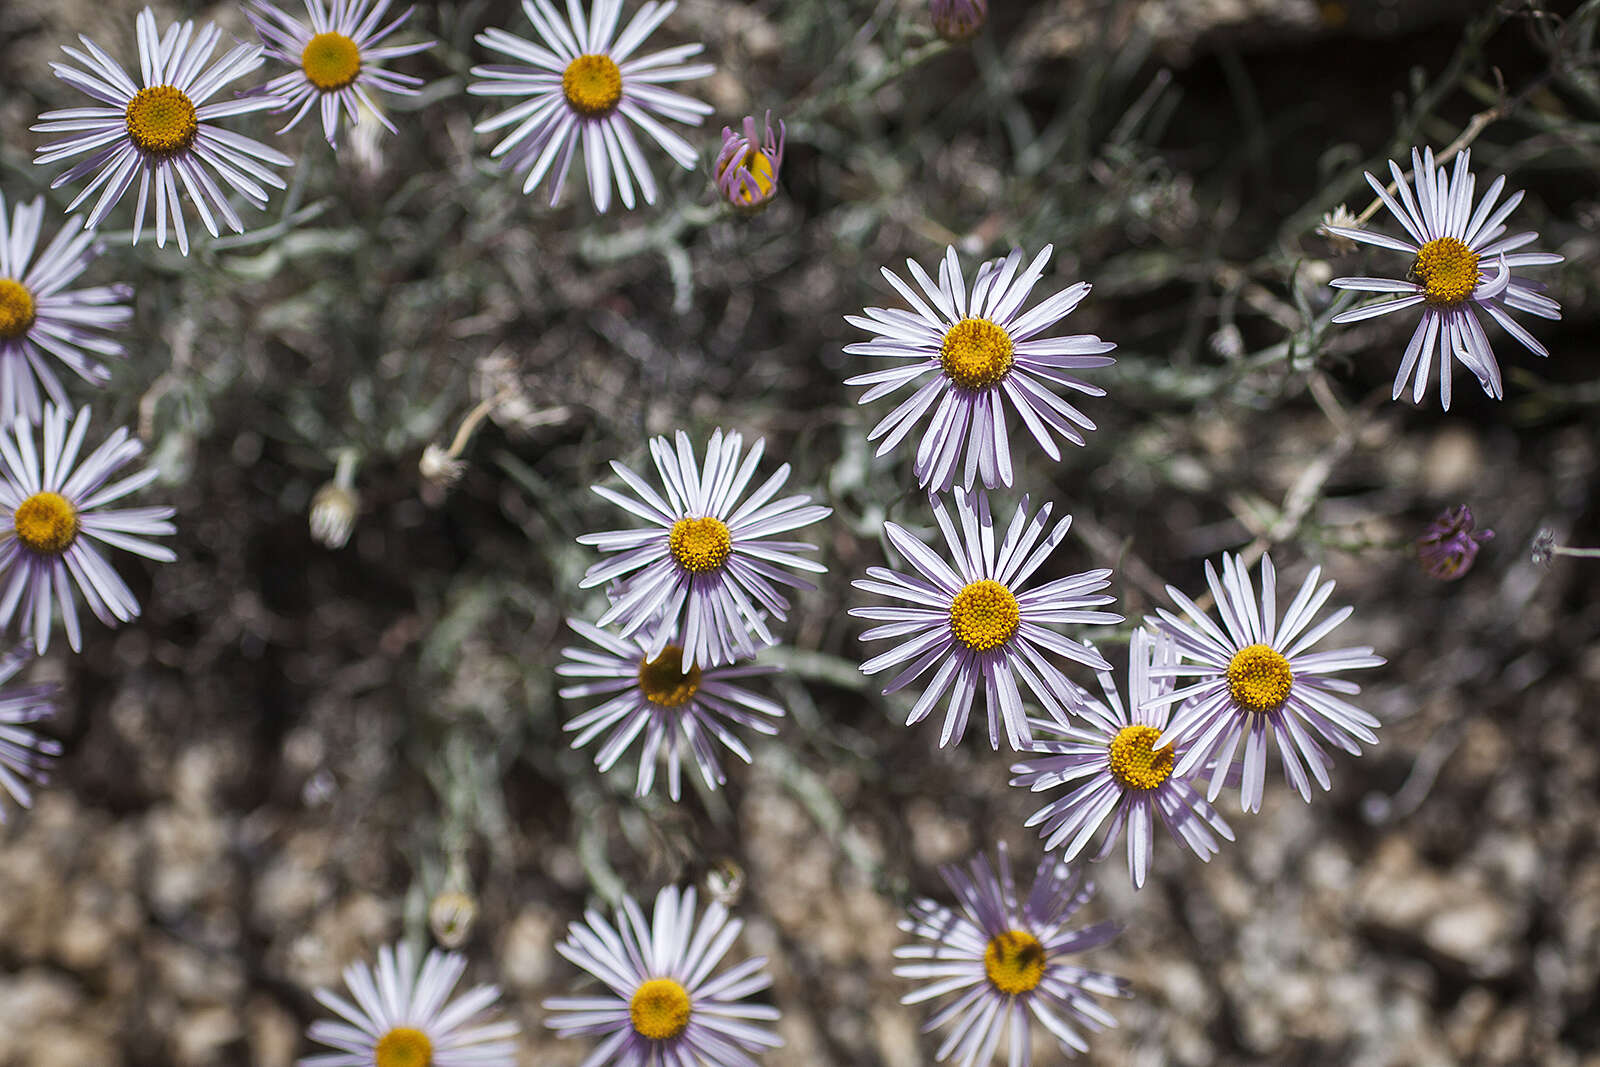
[714,112,785,213]
[930,0,987,42]
[1416,505,1492,580]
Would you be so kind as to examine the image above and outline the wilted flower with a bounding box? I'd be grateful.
[0,641,60,820]
[300,941,519,1066]
[245,0,436,147]
[468,0,715,212]
[1317,203,1360,254]
[1416,505,1492,580]
[714,111,784,213]
[852,487,1121,751]
[930,0,988,42]
[544,885,782,1064]
[1325,147,1563,409]
[1149,553,1384,813]
[32,7,292,255]
[309,482,358,548]
[894,842,1128,1064]
[0,406,176,654]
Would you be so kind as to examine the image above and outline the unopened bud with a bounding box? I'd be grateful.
[1416,505,1492,580]
[309,483,358,549]
[931,0,987,42]
[429,889,479,949]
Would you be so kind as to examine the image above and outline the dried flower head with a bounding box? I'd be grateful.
[309,482,358,549]
[1416,505,1492,580]
[714,111,785,213]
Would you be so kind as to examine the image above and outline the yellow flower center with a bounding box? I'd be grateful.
[1410,236,1480,307]
[629,977,692,1041]
[982,929,1046,995]
[562,53,624,118]
[721,149,776,206]
[1226,643,1294,713]
[1107,724,1175,790]
[374,1027,432,1067]
[939,317,1014,391]
[124,85,198,155]
[0,279,36,341]
[668,516,732,574]
[301,31,362,91]
[637,645,702,707]
[12,491,78,555]
[948,579,1020,652]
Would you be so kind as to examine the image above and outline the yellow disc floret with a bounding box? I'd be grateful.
[939,317,1014,391]
[948,579,1020,652]
[1226,643,1294,713]
[124,85,198,155]
[374,1026,433,1067]
[637,645,702,708]
[562,54,624,118]
[0,279,36,341]
[629,977,692,1041]
[668,516,733,574]
[1411,236,1480,307]
[1107,724,1175,790]
[983,929,1046,995]
[12,491,78,555]
[301,31,362,91]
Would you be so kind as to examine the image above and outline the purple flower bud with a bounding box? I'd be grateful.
[713,111,784,213]
[931,0,988,42]
[1417,505,1493,580]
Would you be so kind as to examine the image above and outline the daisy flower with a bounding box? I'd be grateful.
[543,884,782,1063]
[1010,629,1233,889]
[468,0,714,213]
[32,7,293,256]
[894,842,1128,1065]
[1149,552,1384,814]
[0,405,176,655]
[714,111,784,213]
[844,245,1115,493]
[1325,146,1563,409]
[557,615,785,800]
[577,428,831,670]
[0,641,62,821]
[245,0,436,148]
[0,193,132,425]
[851,487,1121,751]
[300,941,519,1066]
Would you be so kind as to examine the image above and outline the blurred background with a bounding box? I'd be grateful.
[1,0,1597,1063]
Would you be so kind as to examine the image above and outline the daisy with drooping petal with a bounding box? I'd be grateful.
[894,842,1128,1066]
[0,405,175,655]
[557,615,785,800]
[543,884,782,1064]
[714,111,784,213]
[300,941,519,1066]
[845,245,1115,493]
[578,428,831,670]
[245,0,436,148]
[1325,146,1563,409]
[32,7,293,256]
[0,641,61,821]
[851,487,1120,751]
[1010,629,1233,889]
[1149,552,1384,814]
[0,193,132,425]
[468,0,715,213]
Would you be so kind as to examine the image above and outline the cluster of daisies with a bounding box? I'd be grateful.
[3,0,1570,1064]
